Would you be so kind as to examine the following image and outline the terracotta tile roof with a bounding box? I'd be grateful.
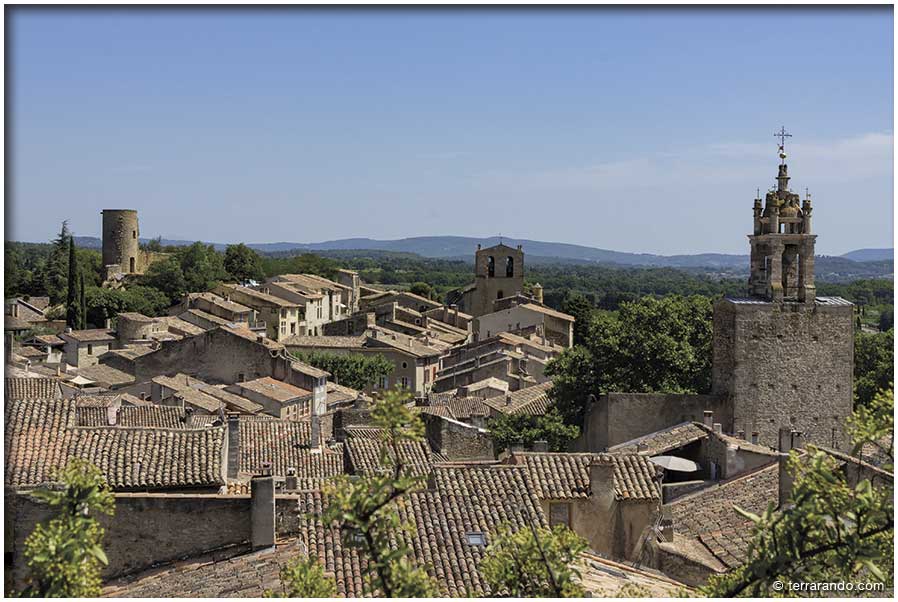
[5,398,224,490]
[237,417,343,479]
[218,283,298,308]
[345,437,435,478]
[290,360,330,380]
[61,328,116,343]
[157,315,207,336]
[199,385,264,414]
[174,388,224,413]
[184,308,233,327]
[75,363,136,387]
[282,334,368,348]
[343,425,384,440]
[187,291,253,314]
[5,315,33,331]
[15,346,46,359]
[5,377,63,401]
[117,406,187,428]
[518,303,575,322]
[103,464,550,598]
[120,393,152,407]
[446,396,491,419]
[513,452,661,501]
[326,382,364,407]
[117,312,156,323]
[237,376,310,402]
[5,397,77,488]
[667,463,779,569]
[75,407,115,427]
[31,334,65,346]
[67,426,225,490]
[483,381,554,416]
[609,422,709,455]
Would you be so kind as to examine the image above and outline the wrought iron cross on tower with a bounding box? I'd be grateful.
[775,126,792,163]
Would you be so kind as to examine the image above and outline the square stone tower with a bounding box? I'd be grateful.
[712,135,854,451]
[465,242,525,317]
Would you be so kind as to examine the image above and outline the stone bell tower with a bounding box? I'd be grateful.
[712,129,854,451]
[748,129,816,303]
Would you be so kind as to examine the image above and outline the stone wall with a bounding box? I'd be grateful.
[576,393,728,452]
[712,298,854,450]
[424,414,494,461]
[6,492,252,588]
[6,490,321,591]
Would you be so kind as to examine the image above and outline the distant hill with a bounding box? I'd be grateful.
[841,248,893,262]
[62,234,894,279]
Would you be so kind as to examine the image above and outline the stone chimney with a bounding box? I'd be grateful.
[250,473,275,550]
[713,422,723,434]
[778,427,802,509]
[227,413,240,479]
[589,456,616,508]
[310,414,321,449]
[736,429,745,440]
[532,440,548,453]
[702,410,713,427]
[285,467,298,490]
[751,431,760,445]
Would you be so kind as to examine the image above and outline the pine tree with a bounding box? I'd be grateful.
[66,236,78,329]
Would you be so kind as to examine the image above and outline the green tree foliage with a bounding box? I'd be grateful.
[481,523,588,597]
[265,555,337,598]
[261,253,340,280]
[142,256,188,302]
[702,388,894,597]
[44,221,71,304]
[878,308,893,332]
[5,244,27,295]
[854,329,894,408]
[66,237,79,329]
[79,273,87,329]
[560,292,595,346]
[293,351,394,390]
[84,285,171,327]
[547,295,712,426]
[488,408,580,453]
[408,281,434,299]
[145,236,164,252]
[177,242,228,293]
[224,243,266,284]
[18,459,115,598]
[75,248,104,288]
[320,388,439,597]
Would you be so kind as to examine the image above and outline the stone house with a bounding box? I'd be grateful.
[284,327,443,399]
[214,283,301,341]
[23,334,66,364]
[171,292,260,328]
[474,302,575,348]
[434,331,563,393]
[227,376,313,420]
[60,328,117,368]
[507,452,662,562]
[263,273,353,335]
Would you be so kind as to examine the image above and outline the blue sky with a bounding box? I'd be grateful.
[7,7,893,255]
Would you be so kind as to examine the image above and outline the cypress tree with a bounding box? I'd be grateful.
[79,272,86,329]
[66,237,78,329]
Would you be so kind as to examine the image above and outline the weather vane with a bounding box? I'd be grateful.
[775,126,792,163]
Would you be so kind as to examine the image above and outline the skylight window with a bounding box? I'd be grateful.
[466,532,486,547]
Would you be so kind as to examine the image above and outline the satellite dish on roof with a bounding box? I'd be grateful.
[650,455,700,473]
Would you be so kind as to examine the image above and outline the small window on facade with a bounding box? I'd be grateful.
[402,361,408,369]
[506,256,514,277]
[132,230,137,239]
[466,532,486,547]
[379,376,389,389]
[549,502,571,529]
[87,344,93,355]
[487,256,495,277]
[291,323,296,334]
[238,373,246,383]
[497,290,504,299]
[401,377,409,388]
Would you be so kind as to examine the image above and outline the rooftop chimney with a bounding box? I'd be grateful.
[227,413,240,479]
[589,456,616,504]
[532,440,548,453]
[736,429,745,440]
[713,422,723,434]
[702,410,713,427]
[751,431,760,445]
[311,414,321,449]
[285,467,297,490]
[504,393,512,406]
[778,427,801,509]
[250,474,275,550]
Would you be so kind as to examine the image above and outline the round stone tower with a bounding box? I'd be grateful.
[101,209,141,274]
